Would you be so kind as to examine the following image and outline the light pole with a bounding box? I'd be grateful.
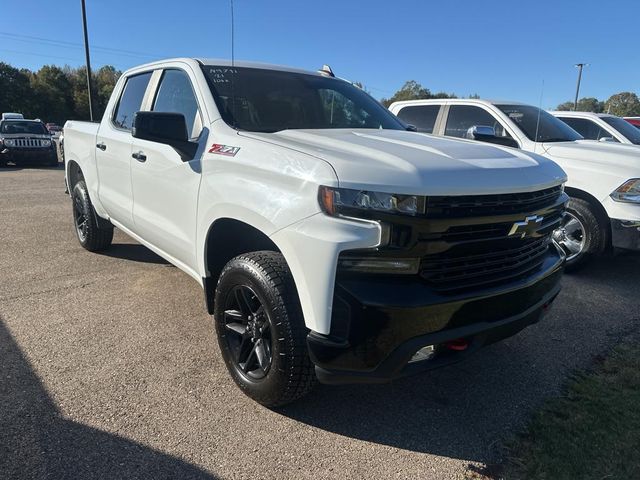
[81,0,94,121]
[573,63,588,111]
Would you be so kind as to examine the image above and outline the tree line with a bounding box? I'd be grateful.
[0,62,121,125]
[556,92,640,116]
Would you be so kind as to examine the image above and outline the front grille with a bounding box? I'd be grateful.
[421,236,553,292]
[425,186,563,218]
[416,186,567,293]
[9,138,49,148]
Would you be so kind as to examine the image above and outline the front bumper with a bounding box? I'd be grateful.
[1,146,57,164]
[611,218,640,251]
[308,250,564,385]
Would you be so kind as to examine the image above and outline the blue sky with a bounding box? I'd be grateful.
[2,0,639,108]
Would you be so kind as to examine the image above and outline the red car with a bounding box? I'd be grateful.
[623,117,640,129]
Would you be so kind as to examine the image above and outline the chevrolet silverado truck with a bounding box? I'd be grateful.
[0,113,59,167]
[390,99,640,269]
[64,59,567,406]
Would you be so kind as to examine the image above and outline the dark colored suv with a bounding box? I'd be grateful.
[0,118,59,167]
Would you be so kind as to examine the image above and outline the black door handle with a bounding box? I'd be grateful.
[132,151,147,162]
[96,142,107,151]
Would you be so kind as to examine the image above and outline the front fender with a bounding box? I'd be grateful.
[271,213,381,334]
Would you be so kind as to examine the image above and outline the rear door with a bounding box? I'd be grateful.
[96,71,153,229]
[130,67,205,271]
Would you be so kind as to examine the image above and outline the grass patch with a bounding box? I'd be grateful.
[501,341,640,479]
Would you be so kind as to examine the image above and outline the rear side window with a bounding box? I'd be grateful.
[396,105,440,133]
[113,72,152,130]
[558,117,618,142]
[153,69,202,139]
[445,105,512,139]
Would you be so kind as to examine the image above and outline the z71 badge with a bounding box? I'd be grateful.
[208,144,241,156]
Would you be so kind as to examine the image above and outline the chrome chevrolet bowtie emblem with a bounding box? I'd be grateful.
[508,215,544,239]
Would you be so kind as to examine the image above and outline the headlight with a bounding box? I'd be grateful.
[42,139,52,147]
[319,186,420,216]
[611,179,640,204]
[4,139,15,147]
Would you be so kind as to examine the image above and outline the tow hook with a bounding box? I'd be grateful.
[444,338,469,351]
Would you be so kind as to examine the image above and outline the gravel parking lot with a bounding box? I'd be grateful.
[1,167,639,480]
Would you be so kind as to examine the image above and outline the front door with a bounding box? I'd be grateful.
[130,68,204,271]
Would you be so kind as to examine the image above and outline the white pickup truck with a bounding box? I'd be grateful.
[64,58,567,406]
[550,111,640,146]
[390,99,640,269]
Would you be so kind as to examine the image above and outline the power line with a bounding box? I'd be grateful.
[0,31,165,60]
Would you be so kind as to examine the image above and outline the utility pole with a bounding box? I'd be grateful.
[573,63,588,111]
[81,0,94,121]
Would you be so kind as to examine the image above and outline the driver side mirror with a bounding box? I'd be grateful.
[465,125,519,149]
[132,111,198,160]
[599,136,617,143]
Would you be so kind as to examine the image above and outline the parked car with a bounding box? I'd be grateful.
[550,111,640,145]
[0,115,59,167]
[389,99,640,269]
[624,117,640,129]
[64,58,567,406]
[46,123,63,138]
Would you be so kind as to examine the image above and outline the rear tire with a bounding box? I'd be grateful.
[72,180,113,252]
[213,251,316,407]
[554,197,608,271]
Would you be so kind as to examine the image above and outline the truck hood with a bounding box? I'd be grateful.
[242,129,566,195]
[542,140,640,168]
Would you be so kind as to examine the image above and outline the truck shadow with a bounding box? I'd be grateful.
[277,252,640,463]
[0,317,215,480]
[98,243,170,265]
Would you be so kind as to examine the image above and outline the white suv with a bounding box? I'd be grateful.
[389,99,640,269]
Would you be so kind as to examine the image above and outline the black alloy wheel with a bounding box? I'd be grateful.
[222,285,273,380]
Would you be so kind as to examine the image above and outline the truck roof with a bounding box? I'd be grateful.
[548,111,615,119]
[121,57,325,78]
[388,98,530,109]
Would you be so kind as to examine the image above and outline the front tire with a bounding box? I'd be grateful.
[214,251,316,407]
[72,180,113,251]
[554,197,608,271]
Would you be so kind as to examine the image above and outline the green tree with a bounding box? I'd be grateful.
[381,80,432,107]
[605,92,640,117]
[30,65,75,124]
[556,97,604,113]
[0,63,32,116]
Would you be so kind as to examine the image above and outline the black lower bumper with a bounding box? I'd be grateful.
[309,251,564,385]
[1,147,57,164]
[611,218,640,251]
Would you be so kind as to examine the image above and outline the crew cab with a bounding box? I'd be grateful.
[0,114,59,167]
[64,59,567,406]
[390,99,640,269]
[550,111,640,145]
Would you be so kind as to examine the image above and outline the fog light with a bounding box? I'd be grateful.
[409,345,435,363]
[338,257,420,274]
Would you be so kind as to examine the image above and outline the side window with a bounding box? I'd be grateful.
[153,69,202,139]
[113,72,152,130]
[396,105,440,133]
[558,117,618,142]
[445,105,513,139]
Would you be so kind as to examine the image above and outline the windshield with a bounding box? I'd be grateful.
[496,105,582,143]
[1,121,48,135]
[201,66,405,133]
[602,116,640,145]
